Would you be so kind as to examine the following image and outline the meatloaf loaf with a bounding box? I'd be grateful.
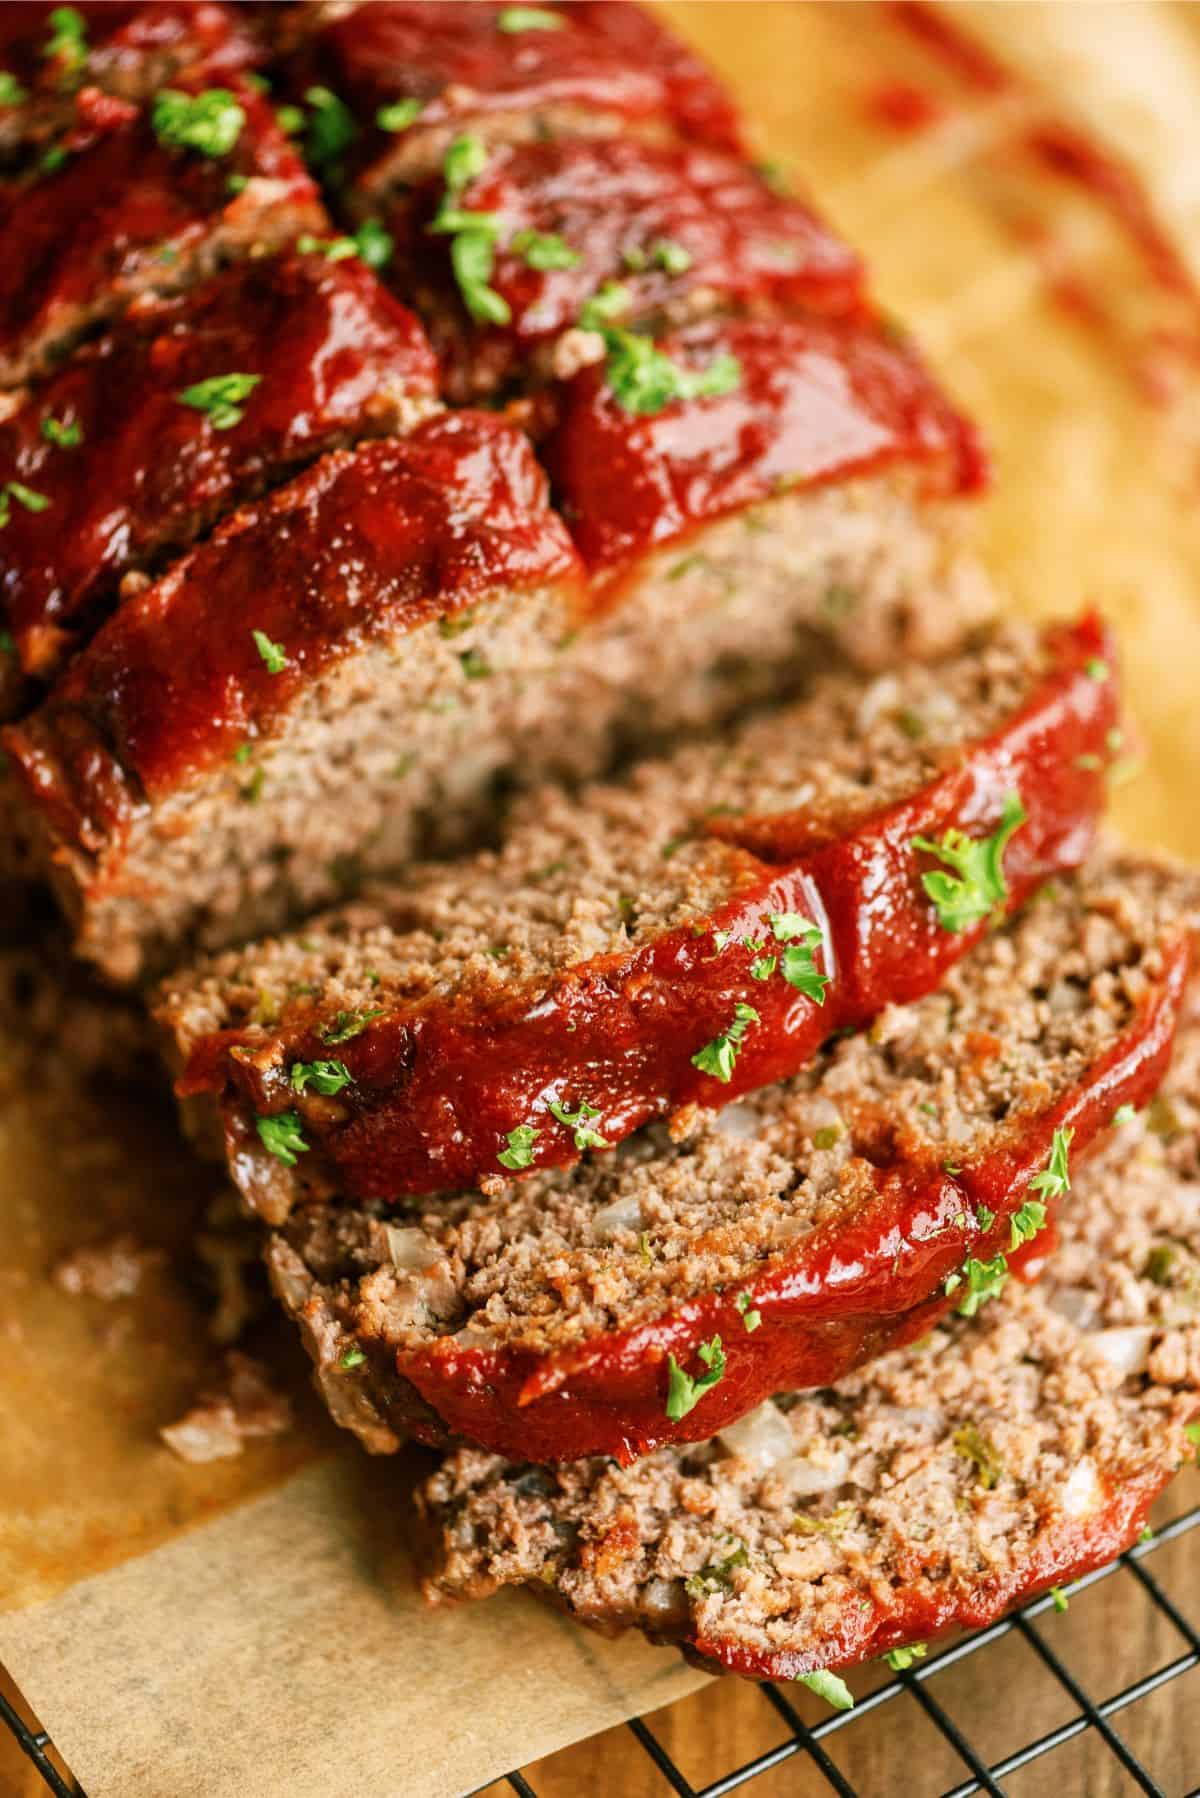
[0,69,322,386]
[163,615,1118,1214]
[0,247,438,691]
[279,0,745,193]
[377,133,864,402]
[5,301,986,983]
[417,1009,1200,1683]
[263,849,1194,1464]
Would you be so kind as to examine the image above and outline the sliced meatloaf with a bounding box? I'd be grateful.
[417,1013,1200,1681]
[0,248,438,691]
[3,411,584,982]
[0,71,322,386]
[0,2,263,160]
[164,615,1119,1213]
[279,0,744,194]
[263,850,1195,1463]
[378,134,864,402]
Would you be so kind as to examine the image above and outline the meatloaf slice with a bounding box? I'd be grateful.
[0,249,438,692]
[164,615,1118,1214]
[378,134,864,402]
[417,1013,1200,1681]
[0,72,322,386]
[0,2,263,161]
[3,411,585,982]
[279,0,744,193]
[264,850,1195,1463]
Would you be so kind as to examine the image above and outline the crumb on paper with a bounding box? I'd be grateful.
[160,1351,293,1464]
[51,1232,164,1300]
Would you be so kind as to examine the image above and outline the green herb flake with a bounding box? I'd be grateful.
[1143,1244,1177,1286]
[547,1096,608,1151]
[354,217,393,270]
[290,1058,352,1096]
[1029,1126,1073,1203]
[498,5,565,28]
[684,1536,748,1598]
[1139,1524,1155,1544]
[0,481,50,527]
[45,6,87,70]
[665,1335,726,1420]
[319,1008,384,1045]
[797,1669,854,1712]
[1086,657,1110,681]
[459,647,491,679]
[377,97,423,131]
[749,954,776,980]
[650,236,692,275]
[511,228,581,270]
[153,87,245,158]
[0,72,27,106]
[601,327,740,417]
[1112,1103,1138,1128]
[1186,1421,1200,1465]
[692,1002,759,1083]
[1075,753,1103,772]
[953,1421,1004,1489]
[1050,1586,1069,1613]
[579,280,632,330]
[178,371,261,430]
[304,84,356,169]
[913,791,1027,933]
[255,1110,308,1166]
[884,1644,927,1671]
[251,628,287,674]
[734,1290,761,1332]
[954,1253,1009,1317]
[339,1346,366,1370]
[975,1205,995,1231]
[227,174,247,194]
[498,1124,539,1171]
[767,911,830,1004]
[40,143,68,173]
[41,413,81,448]
[1010,1198,1047,1252]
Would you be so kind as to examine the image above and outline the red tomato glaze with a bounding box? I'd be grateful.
[0,250,437,685]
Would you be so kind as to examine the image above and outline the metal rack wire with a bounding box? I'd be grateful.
[4,1504,1198,1797]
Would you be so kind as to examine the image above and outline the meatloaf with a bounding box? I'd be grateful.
[263,849,1194,1463]
[163,615,1118,1214]
[0,70,322,386]
[417,1010,1200,1682]
[377,133,864,402]
[279,0,745,193]
[0,248,437,690]
[5,298,988,983]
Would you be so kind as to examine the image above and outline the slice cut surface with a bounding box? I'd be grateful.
[265,849,1195,1463]
[0,248,438,690]
[417,1006,1200,1680]
[165,614,1118,1213]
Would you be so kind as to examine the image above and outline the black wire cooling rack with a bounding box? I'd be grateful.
[4,1504,1199,1798]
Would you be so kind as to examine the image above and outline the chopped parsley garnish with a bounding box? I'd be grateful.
[0,72,27,106]
[884,1644,927,1671]
[497,6,565,29]
[152,87,245,158]
[768,911,830,1003]
[749,954,776,980]
[319,1008,384,1045]
[641,237,692,275]
[297,232,358,263]
[797,1669,855,1712]
[290,1058,353,1096]
[40,143,68,173]
[1139,1524,1155,1544]
[45,6,87,71]
[1186,1420,1200,1458]
[665,1336,726,1420]
[304,84,357,170]
[0,482,50,527]
[1143,1244,1176,1285]
[1112,1103,1138,1127]
[1050,1586,1069,1613]
[734,1290,761,1332]
[177,372,261,430]
[41,413,81,447]
[252,628,287,673]
[953,1421,1003,1489]
[443,132,489,193]
[691,1002,759,1083]
[339,1346,366,1370]
[275,103,304,136]
[1086,658,1110,681]
[1029,1125,1073,1202]
[498,1124,539,1170]
[579,280,631,329]
[1009,1198,1047,1252]
[428,135,511,323]
[684,1537,748,1597]
[599,325,740,417]
[511,228,581,270]
[912,791,1027,933]
[459,647,491,679]
[377,97,423,132]
[355,216,394,269]
[975,1205,995,1230]
[812,1125,842,1152]
[256,1110,308,1166]
[946,1253,1009,1317]
[547,1096,608,1151]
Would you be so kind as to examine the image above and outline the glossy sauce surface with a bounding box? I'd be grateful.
[3,413,584,846]
[193,617,1119,1209]
[385,134,864,399]
[0,250,437,681]
[542,311,986,580]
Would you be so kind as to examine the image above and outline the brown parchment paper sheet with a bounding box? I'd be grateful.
[6,4,1200,1794]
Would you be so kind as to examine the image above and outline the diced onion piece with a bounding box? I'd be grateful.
[715,1102,761,1141]
[593,1193,645,1240]
[1090,1325,1154,1376]
[385,1224,440,1272]
[1061,1456,1100,1518]
[718,1400,795,1469]
[779,1450,851,1497]
[1048,1285,1099,1328]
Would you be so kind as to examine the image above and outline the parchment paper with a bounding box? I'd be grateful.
[6,5,1200,1794]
